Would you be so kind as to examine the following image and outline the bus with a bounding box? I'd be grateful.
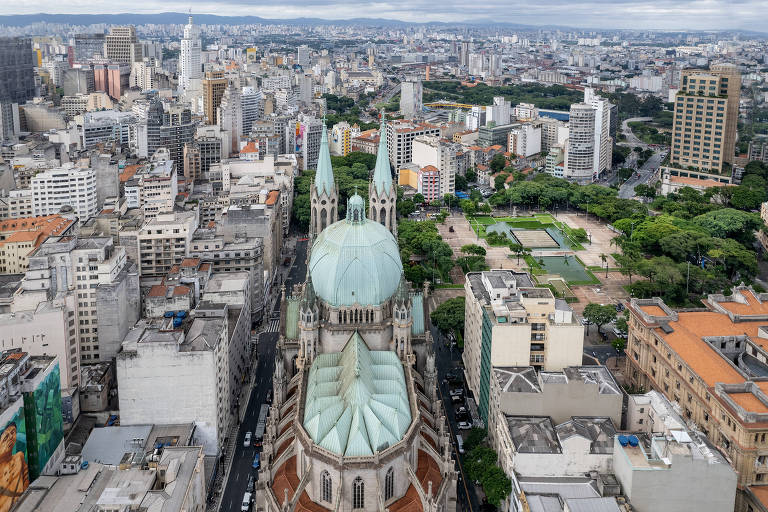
[254,404,269,447]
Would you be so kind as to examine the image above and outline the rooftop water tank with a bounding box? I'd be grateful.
[618,435,629,447]
[628,435,639,447]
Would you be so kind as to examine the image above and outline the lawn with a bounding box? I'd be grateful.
[536,255,600,285]
[468,213,585,250]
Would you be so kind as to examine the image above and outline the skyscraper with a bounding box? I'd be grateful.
[565,103,596,182]
[400,79,423,119]
[104,26,142,64]
[669,63,741,174]
[584,87,613,176]
[0,37,35,104]
[179,16,202,93]
[203,70,227,125]
[73,33,105,63]
[297,44,310,68]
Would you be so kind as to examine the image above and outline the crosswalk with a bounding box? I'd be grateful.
[264,319,280,333]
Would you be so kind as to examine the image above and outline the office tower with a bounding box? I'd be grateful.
[584,87,613,176]
[299,117,323,171]
[31,164,99,221]
[0,37,35,103]
[183,143,201,183]
[104,26,142,64]
[81,110,138,149]
[460,41,471,67]
[565,103,596,182]
[298,73,313,106]
[241,86,263,134]
[297,44,310,68]
[670,63,741,173]
[203,70,227,125]
[218,78,242,156]
[73,33,105,63]
[400,79,423,119]
[137,98,196,166]
[179,16,202,93]
[487,96,512,126]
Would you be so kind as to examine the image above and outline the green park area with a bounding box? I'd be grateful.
[467,213,587,250]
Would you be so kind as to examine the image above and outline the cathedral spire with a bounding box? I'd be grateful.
[371,113,393,196]
[314,121,335,196]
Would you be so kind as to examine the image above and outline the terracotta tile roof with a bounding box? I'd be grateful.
[119,164,142,182]
[640,305,666,316]
[266,190,279,206]
[717,290,768,316]
[297,491,331,512]
[749,486,768,508]
[729,392,768,414]
[240,141,258,154]
[420,165,439,172]
[421,432,437,451]
[272,456,299,508]
[147,285,167,298]
[4,231,41,243]
[669,175,734,189]
[181,258,200,268]
[656,311,766,387]
[415,449,442,497]
[173,285,191,296]
[388,484,422,512]
[276,436,293,460]
[199,263,211,272]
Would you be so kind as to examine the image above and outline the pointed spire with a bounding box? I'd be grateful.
[372,113,393,196]
[314,121,335,196]
[301,269,316,309]
[395,272,410,305]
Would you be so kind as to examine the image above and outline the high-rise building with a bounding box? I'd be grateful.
[203,70,227,125]
[218,78,242,156]
[669,63,741,173]
[298,116,323,171]
[411,134,460,196]
[460,41,471,67]
[400,79,423,119]
[104,26,142,64]
[73,33,105,63]
[296,44,310,68]
[0,37,35,104]
[137,98,196,167]
[584,87,613,176]
[240,86,263,134]
[31,164,99,221]
[564,103,596,182]
[178,16,202,93]
[386,119,441,170]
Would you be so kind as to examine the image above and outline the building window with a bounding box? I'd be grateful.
[385,467,394,501]
[353,477,364,509]
[321,471,332,503]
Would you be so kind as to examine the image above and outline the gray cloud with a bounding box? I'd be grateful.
[2,0,767,31]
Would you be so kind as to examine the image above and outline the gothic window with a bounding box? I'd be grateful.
[321,471,332,503]
[353,477,364,509]
[385,467,394,500]
[380,207,387,226]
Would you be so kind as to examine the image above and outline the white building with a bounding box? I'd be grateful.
[81,110,138,150]
[178,16,202,93]
[400,79,423,119]
[31,164,98,221]
[386,119,441,173]
[241,86,263,134]
[508,123,542,157]
[584,87,613,176]
[411,134,458,196]
[487,96,512,126]
[564,103,596,182]
[123,210,198,278]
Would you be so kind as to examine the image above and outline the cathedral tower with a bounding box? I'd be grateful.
[310,122,338,239]
[369,117,397,236]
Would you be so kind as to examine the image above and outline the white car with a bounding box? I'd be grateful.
[243,431,252,447]
[457,421,471,430]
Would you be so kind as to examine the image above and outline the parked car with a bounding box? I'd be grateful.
[580,318,591,326]
[247,475,255,493]
[241,492,252,511]
[456,435,465,454]
[613,327,627,339]
[243,432,252,447]
[266,389,273,404]
[252,453,261,469]
[457,421,472,430]
[615,303,625,312]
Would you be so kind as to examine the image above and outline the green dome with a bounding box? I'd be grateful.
[309,195,402,307]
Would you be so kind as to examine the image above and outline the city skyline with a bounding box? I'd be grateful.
[0,1,766,33]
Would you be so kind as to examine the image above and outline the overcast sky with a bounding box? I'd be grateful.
[3,0,767,32]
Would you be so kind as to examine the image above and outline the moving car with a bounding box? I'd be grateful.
[247,475,255,493]
[252,453,260,470]
[241,492,252,511]
[243,431,252,447]
[457,420,472,430]
[456,435,465,454]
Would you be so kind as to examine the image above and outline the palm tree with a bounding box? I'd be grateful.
[600,253,608,277]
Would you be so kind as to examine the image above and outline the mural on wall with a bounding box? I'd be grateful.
[0,403,29,512]
[24,363,63,479]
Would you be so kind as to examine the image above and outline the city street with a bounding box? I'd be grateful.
[430,325,482,512]
[218,240,307,512]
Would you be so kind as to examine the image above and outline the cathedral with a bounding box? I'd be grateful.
[255,120,458,512]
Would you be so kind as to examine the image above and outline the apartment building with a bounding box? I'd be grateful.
[127,210,198,279]
[386,119,441,170]
[81,110,138,149]
[669,63,741,174]
[123,149,178,219]
[411,135,459,196]
[203,70,227,125]
[564,103,596,182]
[508,123,542,158]
[330,121,360,156]
[31,164,98,221]
[25,236,139,363]
[463,270,583,424]
[584,87,613,176]
[624,289,768,512]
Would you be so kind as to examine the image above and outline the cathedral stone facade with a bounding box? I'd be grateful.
[256,121,458,512]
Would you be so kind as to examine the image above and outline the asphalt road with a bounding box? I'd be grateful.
[430,326,482,512]
[219,240,308,512]
[618,150,665,199]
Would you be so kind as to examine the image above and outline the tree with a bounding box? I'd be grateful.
[508,242,529,264]
[461,244,487,256]
[460,199,477,216]
[466,169,477,182]
[413,193,425,205]
[430,297,466,335]
[489,153,507,173]
[480,202,492,214]
[692,208,761,245]
[494,173,509,191]
[397,198,416,217]
[600,253,609,277]
[583,303,617,336]
[455,174,468,191]
[634,183,656,199]
[463,428,487,452]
